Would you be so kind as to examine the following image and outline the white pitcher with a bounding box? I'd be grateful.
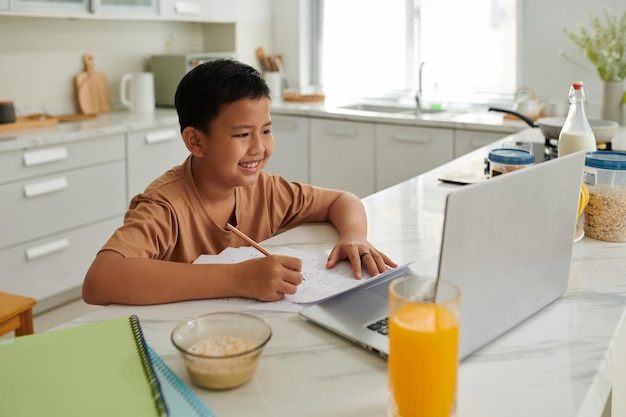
[120,72,155,113]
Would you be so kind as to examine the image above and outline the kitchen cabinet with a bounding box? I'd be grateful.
[5,0,234,21]
[126,126,189,201]
[91,0,158,16]
[454,129,508,158]
[375,124,454,191]
[264,114,309,183]
[0,134,126,313]
[159,0,235,22]
[9,0,89,15]
[310,118,375,198]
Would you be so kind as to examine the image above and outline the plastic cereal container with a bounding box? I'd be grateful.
[488,148,534,177]
[583,151,626,242]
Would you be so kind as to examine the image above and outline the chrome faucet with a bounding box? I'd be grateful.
[415,62,425,112]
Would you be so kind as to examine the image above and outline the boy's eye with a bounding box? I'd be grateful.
[263,129,272,135]
[234,132,249,138]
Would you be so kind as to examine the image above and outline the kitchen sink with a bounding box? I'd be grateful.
[337,103,447,115]
[338,103,414,113]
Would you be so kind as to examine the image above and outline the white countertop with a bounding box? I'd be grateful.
[269,99,528,134]
[59,127,626,417]
[0,109,180,153]
[0,103,526,154]
[2,103,624,154]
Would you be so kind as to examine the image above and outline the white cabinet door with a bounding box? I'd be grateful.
[126,127,189,201]
[310,118,375,198]
[264,114,309,183]
[0,217,122,313]
[375,124,454,191]
[91,0,158,16]
[454,129,507,158]
[159,0,235,22]
[9,0,89,14]
[1,160,126,249]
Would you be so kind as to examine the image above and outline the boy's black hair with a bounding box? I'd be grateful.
[174,59,270,134]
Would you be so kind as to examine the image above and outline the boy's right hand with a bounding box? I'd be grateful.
[235,255,303,301]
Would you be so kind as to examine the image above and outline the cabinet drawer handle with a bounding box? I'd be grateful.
[326,126,358,137]
[25,238,70,261]
[23,177,69,198]
[145,129,179,144]
[23,146,68,167]
[174,1,202,14]
[393,133,432,144]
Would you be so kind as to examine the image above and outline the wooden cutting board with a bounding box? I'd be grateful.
[0,114,97,134]
[75,53,110,115]
[0,115,59,133]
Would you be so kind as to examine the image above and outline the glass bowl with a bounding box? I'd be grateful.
[171,312,272,390]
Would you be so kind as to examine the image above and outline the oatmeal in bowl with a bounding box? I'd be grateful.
[171,312,272,390]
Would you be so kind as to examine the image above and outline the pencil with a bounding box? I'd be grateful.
[226,223,272,256]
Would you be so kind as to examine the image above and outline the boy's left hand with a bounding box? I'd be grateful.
[326,239,397,280]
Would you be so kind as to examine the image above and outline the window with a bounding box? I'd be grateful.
[314,0,517,107]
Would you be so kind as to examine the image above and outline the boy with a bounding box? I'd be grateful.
[82,59,396,306]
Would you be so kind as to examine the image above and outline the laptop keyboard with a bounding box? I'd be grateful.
[366,317,389,336]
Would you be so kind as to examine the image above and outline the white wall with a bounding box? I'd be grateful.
[0,16,208,113]
[272,0,313,91]
[0,0,274,115]
[521,0,626,116]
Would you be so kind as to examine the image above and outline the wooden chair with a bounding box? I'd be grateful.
[0,292,36,337]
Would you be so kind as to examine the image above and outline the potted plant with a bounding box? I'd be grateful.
[564,9,626,123]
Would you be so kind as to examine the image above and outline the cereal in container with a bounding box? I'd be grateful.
[583,151,626,242]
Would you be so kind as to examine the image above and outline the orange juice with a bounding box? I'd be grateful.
[388,303,459,417]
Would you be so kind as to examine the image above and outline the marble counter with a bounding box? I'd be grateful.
[269,99,527,134]
[61,127,626,417]
[3,104,624,154]
[0,103,523,155]
[0,109,180,153]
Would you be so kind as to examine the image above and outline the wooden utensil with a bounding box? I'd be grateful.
[274,55,290,89]
[255,47,268,72]
[75,53,111,115]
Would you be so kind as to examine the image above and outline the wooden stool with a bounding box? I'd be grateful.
[0,292,37,337]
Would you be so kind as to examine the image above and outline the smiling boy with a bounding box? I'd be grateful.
[82,59,396,306]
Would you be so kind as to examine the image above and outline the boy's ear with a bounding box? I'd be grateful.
[181,127,206,157]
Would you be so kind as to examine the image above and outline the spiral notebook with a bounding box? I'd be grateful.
[147,344,216,417]
[0,315,212,417]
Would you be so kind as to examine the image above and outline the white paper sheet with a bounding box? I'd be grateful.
[193,247,408,305]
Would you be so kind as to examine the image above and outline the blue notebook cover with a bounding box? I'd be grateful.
[147,344,216,417]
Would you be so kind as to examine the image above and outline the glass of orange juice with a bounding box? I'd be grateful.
[387,275,461,417]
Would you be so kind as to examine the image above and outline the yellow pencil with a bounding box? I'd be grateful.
[226,223,272,256]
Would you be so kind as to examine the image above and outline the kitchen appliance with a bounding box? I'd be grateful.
[120,72,155,113]
[150,52,236,107]
[488,107,618,158]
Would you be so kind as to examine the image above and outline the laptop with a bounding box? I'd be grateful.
[299,151,586,360]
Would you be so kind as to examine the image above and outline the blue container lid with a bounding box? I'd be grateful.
[585,151,626,171]
[488,148,534,165]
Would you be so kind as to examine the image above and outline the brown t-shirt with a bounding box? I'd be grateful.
[101,155,326,263]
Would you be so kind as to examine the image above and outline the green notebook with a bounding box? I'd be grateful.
[0,315,167,417]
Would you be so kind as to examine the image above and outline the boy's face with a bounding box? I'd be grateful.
[200,97,274,189]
